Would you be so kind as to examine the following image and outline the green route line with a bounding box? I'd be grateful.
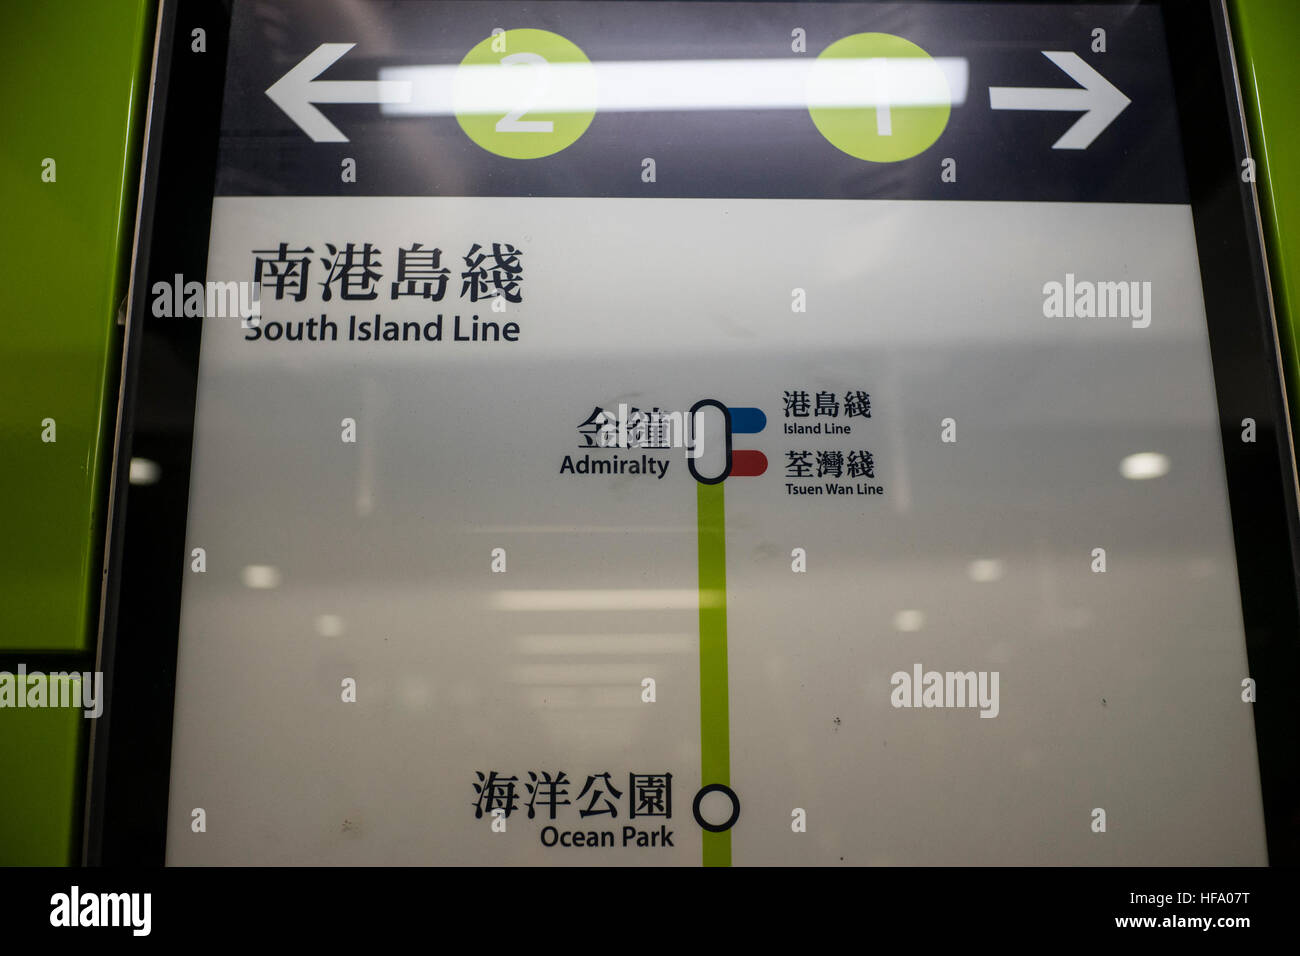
[696,480,731,867]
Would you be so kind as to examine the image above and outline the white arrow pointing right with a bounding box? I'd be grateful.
[989,51,1130,149]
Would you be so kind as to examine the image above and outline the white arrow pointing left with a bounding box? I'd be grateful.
[989,51,1130,149]
[266,43,413,142]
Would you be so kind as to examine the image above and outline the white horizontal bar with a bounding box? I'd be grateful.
[379,56,968,116]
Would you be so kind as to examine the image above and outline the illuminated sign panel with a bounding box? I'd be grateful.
[93,0,1300,867]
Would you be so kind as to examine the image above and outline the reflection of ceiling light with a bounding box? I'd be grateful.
[517,634,691,655]
[381,57,970,116]
[494,589,709,611]
[241,565,281,589]
[1120,452,1169,480]
[967,559,1004,583]
[893,609,925,632]
[128,457,160,485]
[510,664,648,684]
[398,677,432,709]
[315,614,345,637]
[1060,608,1093,630]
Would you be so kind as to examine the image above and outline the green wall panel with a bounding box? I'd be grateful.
[0,0,154,865]
[0,0,154,652]
[1232,0,1300,429]
[0,681,85,865]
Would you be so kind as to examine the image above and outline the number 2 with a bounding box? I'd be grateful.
[496,52,554,133]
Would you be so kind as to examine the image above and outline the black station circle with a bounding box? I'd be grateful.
[692,784,741,832]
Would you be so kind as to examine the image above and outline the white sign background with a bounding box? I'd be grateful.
[164,197,1265,864]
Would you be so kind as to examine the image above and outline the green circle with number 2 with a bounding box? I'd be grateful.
[808,33,951,162]
[455,28,597,159]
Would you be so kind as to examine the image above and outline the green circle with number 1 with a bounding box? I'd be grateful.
[807,33,951,162]
[454,28,597,159]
